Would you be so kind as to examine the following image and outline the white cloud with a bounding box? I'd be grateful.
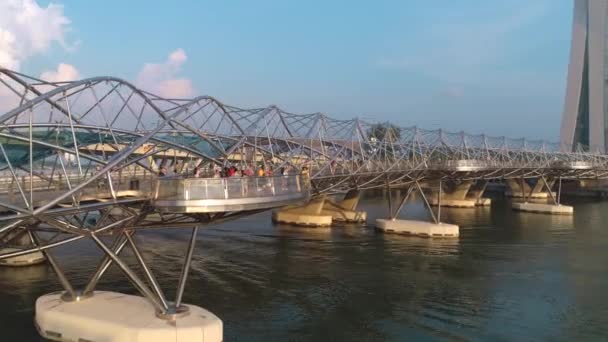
[40,63,80,82]
[168,49,187,65]
[0,0,72,70]
[154,79,194,99]
[136,48,195,98]
[0,1,75,113]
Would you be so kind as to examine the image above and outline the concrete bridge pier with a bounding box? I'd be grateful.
[511,176,573,215]
[321,189,367,223]
[466,180,492,206]
[34,227,223,342]
[0,228,45,267]
[427,180,474,208]
[505,178,556,199]
[272,195,333,226]
[272,190,367,227]
[427,180,491,208]
[376,181,459,238]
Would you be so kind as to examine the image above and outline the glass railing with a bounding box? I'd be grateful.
[430,159,490,169]
[0,170,154,196]
[154,174,309,201]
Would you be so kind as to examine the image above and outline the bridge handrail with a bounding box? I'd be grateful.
[154,174,309,201]
[430,159,488,167]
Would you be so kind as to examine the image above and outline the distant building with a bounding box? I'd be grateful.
[561,0,608,152]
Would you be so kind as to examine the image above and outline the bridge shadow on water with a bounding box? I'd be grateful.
[1,194,608,341]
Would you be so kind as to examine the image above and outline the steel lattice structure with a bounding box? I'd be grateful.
[0,67,607,315]
[0,67,607,228]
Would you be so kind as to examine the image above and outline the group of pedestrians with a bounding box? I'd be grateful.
[157,163,309,196]
[214,165,271,178]
[158,164,298,178]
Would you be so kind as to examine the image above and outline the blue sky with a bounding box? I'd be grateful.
[18,0,574,140]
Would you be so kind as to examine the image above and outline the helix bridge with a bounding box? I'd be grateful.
[0,67,606,341]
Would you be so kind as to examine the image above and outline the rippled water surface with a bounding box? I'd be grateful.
[1,193,608,341]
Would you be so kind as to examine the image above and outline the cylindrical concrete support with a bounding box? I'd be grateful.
[35,291,223,342]
[273,191,368,226]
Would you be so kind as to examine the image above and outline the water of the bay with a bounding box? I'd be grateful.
[1,192,608,341]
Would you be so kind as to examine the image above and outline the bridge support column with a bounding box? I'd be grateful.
[321,190,367,223]
[511,176,573,215]
[427,180,476,208]
[272,195,333,227]
[273,190,367,226]
[505,178,556,199]
[375,181,459,238]
[35,226,223,342]
[0,228,45,267]
[466,180,491,206]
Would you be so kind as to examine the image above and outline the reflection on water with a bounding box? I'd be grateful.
[1,194,608,341]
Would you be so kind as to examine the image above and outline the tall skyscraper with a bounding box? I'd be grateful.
[561,0,608,152]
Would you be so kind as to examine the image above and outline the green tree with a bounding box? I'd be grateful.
[368,123,401,143]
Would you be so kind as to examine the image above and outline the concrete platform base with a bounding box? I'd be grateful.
[506,191,556,199]
[35,291,222,342]
[272,210,332,227]
[318,200,367,223]
[321,206,367,223]
[512,202,573,215]
[475,198,492,206]
[375,219,459,238]
[428,198,476,208]
[0,247,45,266]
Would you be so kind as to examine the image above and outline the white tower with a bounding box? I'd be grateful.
[561,0,608,152]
